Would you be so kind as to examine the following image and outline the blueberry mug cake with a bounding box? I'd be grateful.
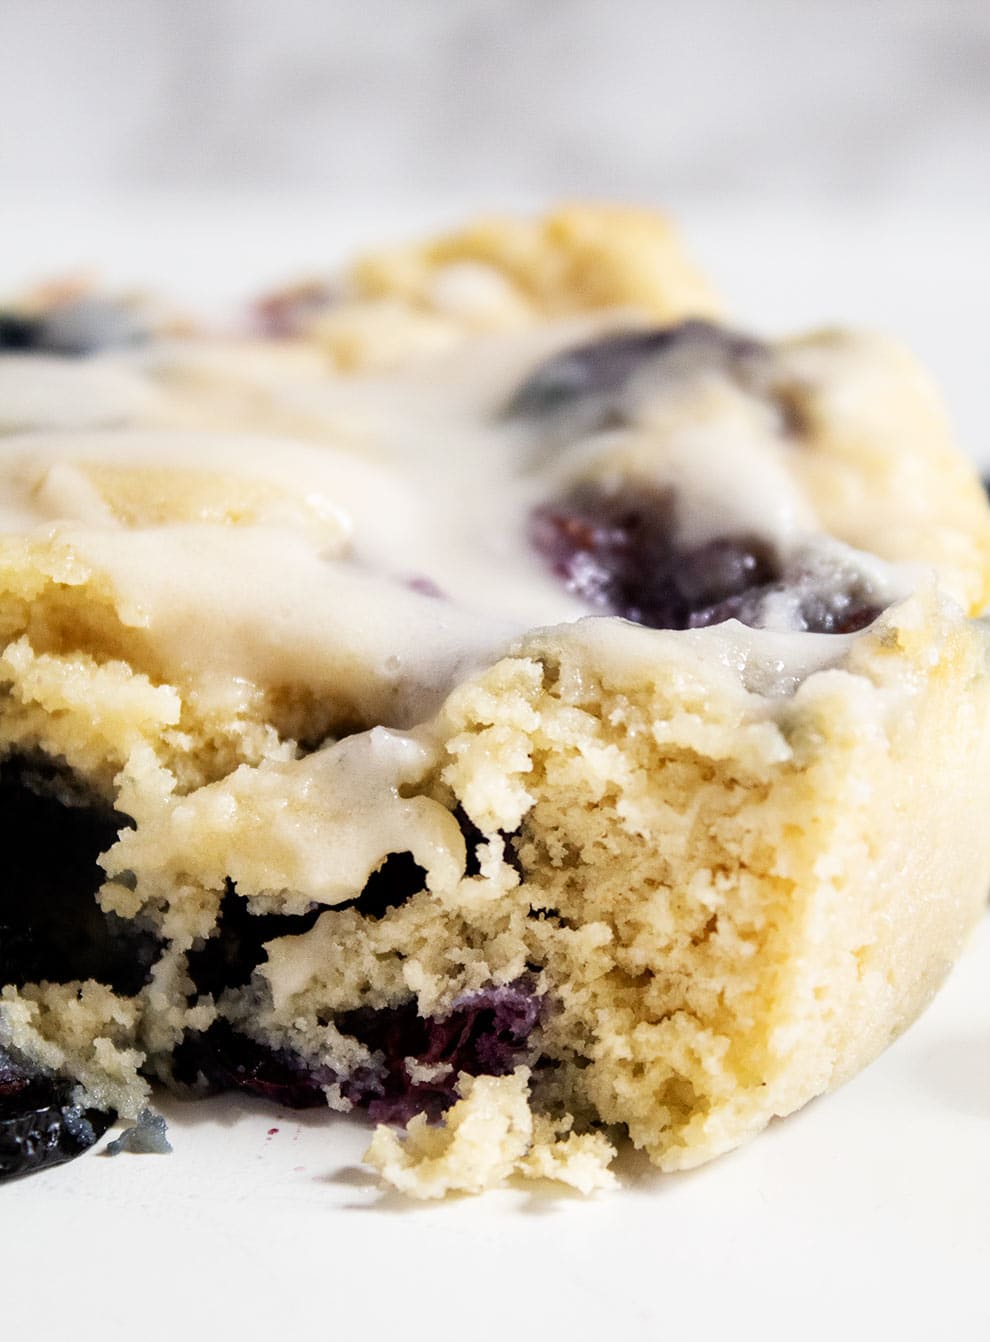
[1,206,989,1196]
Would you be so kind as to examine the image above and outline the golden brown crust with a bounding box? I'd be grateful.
[309,204,721,370]
[778,329,990,615]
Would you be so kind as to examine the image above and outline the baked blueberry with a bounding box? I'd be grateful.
[0,756,157,996]
[0,1048,114,1181]
[176,982,542,1127]
[530,483,884,634]
[504,320,770,434]
[529,483,779,630]
[0,298,146,357]
[0,313,39,350]
[186,882,323,998]
[338,981,543,1124]
[173,1021,337,1110]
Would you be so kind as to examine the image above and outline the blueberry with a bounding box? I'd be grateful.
[0,313,41,350]
[529,483,778,630]
[697,562,882,636]
[334,852,426,922]
[504,319,770,434]
[172,1021,341,1110]
[792,586,881,635]
[175,981,543,1126]
[0,299,146,357]
[530,483,883,635]
[0,755,158,996]
[186,860,425,1003]
[0,1049,114,1182]
[185,881,324,998]
[339,980,543,1124]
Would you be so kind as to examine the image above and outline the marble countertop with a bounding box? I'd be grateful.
[2,0,989,209]
[5,0,987,455]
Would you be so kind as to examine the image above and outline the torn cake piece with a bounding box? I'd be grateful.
[1,205,989,1194]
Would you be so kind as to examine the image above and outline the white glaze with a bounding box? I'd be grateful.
[0,355,162,432]
[0,323,911,724]
[107,725,465,921]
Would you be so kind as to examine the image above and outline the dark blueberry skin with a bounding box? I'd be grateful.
[175,981,542,1126]
[0,756,158,996]
[530,483,881,634]
[504,319,771,435]
[186,857,426,1001]
[0,755,156,1182]
[334,851,427,921]
[0,314,39,350]
[0,298,146,357]
[172,1021,337,1110]
[186,881,325,998]
[180,836,538,1127]
[0,1048,114,1182]
[512,321,878,632]
[792,585,882,635]
[530,484,779,630]
[690,583,880,634]
[338,981,543,1124]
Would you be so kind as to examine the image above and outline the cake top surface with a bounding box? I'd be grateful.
[0,310,915,724]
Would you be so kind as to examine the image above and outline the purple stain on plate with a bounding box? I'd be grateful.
[407,575,445,599]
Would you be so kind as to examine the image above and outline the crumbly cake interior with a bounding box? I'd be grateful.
[1,205,990,1195]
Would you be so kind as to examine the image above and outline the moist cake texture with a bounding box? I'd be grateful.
[1,206,990,1194]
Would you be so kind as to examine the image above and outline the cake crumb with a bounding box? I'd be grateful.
[517,1115,617,1195]
[105,1108,173,1156]
[363,1068,616,1199]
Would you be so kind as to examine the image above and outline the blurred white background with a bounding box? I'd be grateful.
[0,0,988,449]
[2,0,989,206]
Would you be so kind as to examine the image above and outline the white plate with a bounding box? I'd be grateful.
[3,199,989,1341]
